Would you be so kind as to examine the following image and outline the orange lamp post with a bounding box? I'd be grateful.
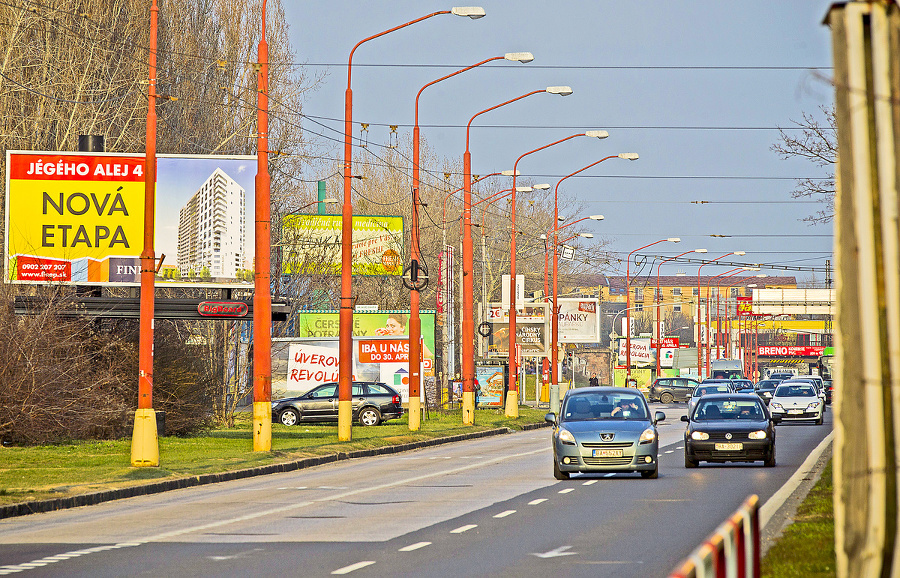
[460,86,573,425]
[654,249,707,380]
[338,7,485,441]
[696,252,745,378]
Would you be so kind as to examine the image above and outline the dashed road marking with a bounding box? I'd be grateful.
[582,480,598,485]
[558,488,575,494]
[332,561,376,574]
[528,499,548,505]
[450,524,478,534]
[493,510,516,518]
[399,542,431,552]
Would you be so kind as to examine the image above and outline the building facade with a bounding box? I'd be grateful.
[177,168,246,278]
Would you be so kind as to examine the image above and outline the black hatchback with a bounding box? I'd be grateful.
[682,393,780,468]
[648,377,699,403]
[272,381,403,426]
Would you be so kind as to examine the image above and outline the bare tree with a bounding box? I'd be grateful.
[771,105,837,224]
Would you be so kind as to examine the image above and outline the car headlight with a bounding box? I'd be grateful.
[770,403,783,410]
[691,431,709,441]
[639,428,656,444]
[557,428,576,445]
[748,430,767,440]
[807,402,821,410]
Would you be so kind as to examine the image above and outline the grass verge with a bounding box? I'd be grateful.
[761,460,835,577]
[0,406,547,506]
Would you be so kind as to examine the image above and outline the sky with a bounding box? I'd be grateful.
[281,1,836,284]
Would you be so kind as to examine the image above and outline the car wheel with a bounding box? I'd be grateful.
[359,407,382,426]
[764,447,777,467]
[816,413,824,425]
[660,392,674,404]
[553,456,570,480]
[684,452,698,468]
[641,463,659,479]
[279,408,299,426]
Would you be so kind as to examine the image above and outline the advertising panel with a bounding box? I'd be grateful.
[281,214,403,276]
[757,346,825,357]
[736,296,753,316]
[5,151,256,286]
[617,338,655,367]
[292,311,434,376]
[557,298,600,342]
[475,363,506,407]
[287,343,340,392]
[484,302,549,358]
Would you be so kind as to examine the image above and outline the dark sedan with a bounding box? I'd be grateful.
[648,377,699,403]
[754,379,781,405]
[272,381,403,426]
[682,393,780,468]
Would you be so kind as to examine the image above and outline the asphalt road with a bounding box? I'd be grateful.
[0,403,832,577]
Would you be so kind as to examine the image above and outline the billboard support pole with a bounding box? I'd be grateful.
[252,0,272,452]
[131,0,160,467]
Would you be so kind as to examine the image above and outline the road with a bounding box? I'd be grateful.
[0,403,831,577]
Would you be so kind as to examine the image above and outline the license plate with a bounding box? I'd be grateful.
[714,443,743,451]
[593,448,623,458]
[788,409,804,415]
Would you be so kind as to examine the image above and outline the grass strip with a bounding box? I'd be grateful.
[761,460,835,577]
[0,407,547,506]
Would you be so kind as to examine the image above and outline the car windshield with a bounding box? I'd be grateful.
[775,385,816,397]
[562,393,648,421]
[694,385,730,397]
[695,399,765,420]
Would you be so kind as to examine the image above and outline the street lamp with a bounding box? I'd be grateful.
[696,251,745,378]
[626,238,680,380]
[409,53,532,432]
[549,153,636,412]
[707,267,757,373]
[718,274,766,359]
[506,131,609,418]
[460,87,573,425]
[338,8,485,441]
[655,249,707,379]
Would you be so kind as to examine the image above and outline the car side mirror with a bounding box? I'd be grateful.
[681,415,690,423]
[655,411,666,423]
[544,412,557,425]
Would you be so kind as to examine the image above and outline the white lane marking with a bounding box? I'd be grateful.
[558,488,575,494]
[532,545,577,558]
[665,450,675,454]
[276,486,308,490]
[318,486,348,490]
[450,524,478,534]
[528,499,548,505]
[0,543,138,575]
[398,542,431,552]
[493,510,516,518]
[604,473,616,478]
[582,480,597,486]
[332,560,376,574]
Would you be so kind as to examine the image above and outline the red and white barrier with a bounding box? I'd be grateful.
[669,494,760,578]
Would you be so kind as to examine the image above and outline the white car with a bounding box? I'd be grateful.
[780,377,827,410]
[769,383,824,425]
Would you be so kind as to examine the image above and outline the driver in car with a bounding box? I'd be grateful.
[611,399,640,416]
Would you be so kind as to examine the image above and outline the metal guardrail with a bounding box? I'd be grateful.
[669,494,760,578]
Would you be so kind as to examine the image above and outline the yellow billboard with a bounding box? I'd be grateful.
[281,214,404,276]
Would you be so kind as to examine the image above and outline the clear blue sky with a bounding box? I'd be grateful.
[282,1,835,283]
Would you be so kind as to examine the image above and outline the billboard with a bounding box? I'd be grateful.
[5,151,256,286]
[484,302,549,358]
[557,298,600,343]
[292,311,434,376]
[281,214,403,276]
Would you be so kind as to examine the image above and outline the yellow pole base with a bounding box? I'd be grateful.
[505,391,519,418]
[409,396,421,431]
[130,408,159,467]
[338,399,352,441]
[462,391,475,425]
[252,401,271,452]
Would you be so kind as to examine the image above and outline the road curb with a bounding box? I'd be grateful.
[1,422,549,520]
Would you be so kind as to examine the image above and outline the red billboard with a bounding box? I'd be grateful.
[757,346,825,357]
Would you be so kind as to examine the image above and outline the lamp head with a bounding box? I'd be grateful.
[505,52,534,63]
[546,86,573,96]
[585,130,609,139]
[451,6,486,19]
[557,216,566,221]
[540,234,547,240]
[617,153,639,160]
[579,233,594,238]
[694,249,708,253]
[756,274,768,278]
[667,237,681,243]
[500,169,520,176]
[532,183,551,190]
[589,215,604,221]
[515,186,532,193]
[733,251,746,256]
[742,266,761,271]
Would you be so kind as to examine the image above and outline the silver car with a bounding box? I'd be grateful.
[546,387,665,480]
[769,382,824,425]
